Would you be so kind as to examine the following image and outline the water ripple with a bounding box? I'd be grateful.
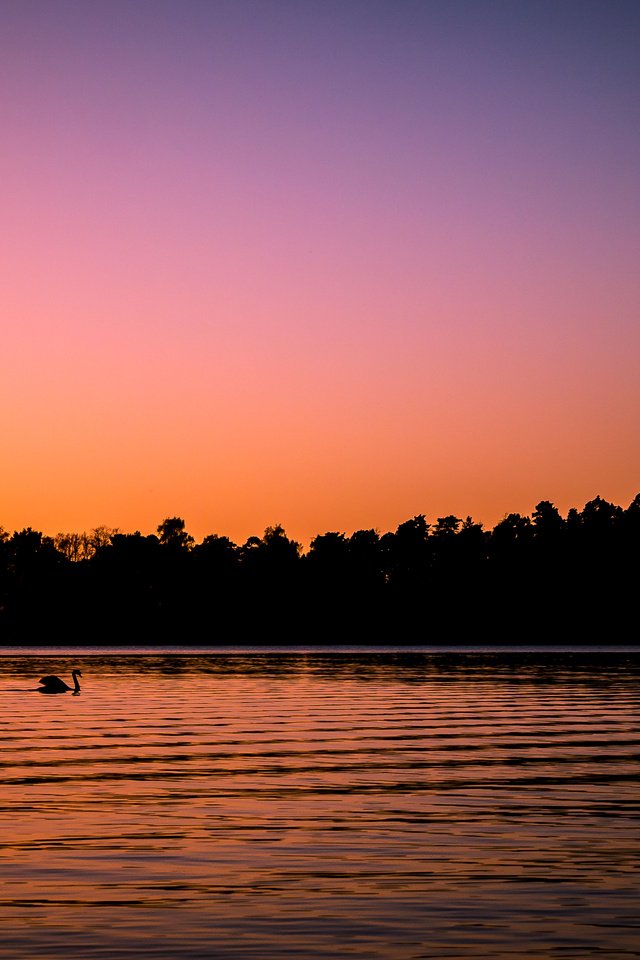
[0,648,638,959]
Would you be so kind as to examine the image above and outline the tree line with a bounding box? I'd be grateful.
[1,494,638,643]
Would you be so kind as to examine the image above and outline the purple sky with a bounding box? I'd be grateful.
[2,0,639,542]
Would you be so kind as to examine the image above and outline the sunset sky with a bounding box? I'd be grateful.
[2,0,639,545]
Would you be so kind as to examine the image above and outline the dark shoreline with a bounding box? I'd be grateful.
[2,494,638,644]
[3,642,638,651]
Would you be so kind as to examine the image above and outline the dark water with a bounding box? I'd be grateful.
[1,647,638,959]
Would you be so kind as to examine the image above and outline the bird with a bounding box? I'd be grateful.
[38,669,82,694]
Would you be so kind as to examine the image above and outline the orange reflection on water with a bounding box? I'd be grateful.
[0,649,638,959]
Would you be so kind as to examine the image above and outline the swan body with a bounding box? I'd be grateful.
[38,669,82,694]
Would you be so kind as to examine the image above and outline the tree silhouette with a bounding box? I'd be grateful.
[157,517,194,551]
[0,494,638,643]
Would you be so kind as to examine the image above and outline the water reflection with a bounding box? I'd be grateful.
[0,648,638,959]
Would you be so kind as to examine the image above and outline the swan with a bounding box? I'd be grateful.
[38,669,82,694]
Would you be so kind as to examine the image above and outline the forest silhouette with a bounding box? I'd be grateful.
[1,495,638,643]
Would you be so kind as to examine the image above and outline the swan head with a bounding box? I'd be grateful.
[72,669,82,677]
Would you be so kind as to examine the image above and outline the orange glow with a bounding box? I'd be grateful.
[1,2,638,544]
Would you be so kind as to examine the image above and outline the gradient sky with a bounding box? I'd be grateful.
[2,0,639,545]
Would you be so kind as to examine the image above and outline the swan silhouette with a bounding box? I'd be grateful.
[38,669,82,694]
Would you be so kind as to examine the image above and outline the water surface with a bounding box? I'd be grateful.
[1,648,638,958]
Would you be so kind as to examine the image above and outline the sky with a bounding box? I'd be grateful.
[1,0,639,545]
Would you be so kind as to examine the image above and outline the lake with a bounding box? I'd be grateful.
[1,646,638,959]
